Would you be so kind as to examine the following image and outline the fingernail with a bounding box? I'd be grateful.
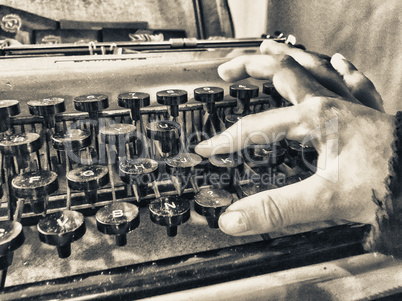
[219,211,248,234]
[332,53,346,61]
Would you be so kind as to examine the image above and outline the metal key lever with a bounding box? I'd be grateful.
[230,84,259,116]
[193,87,225,146]
[28,97,66,170]
[118,92,151,157]
[73,94,109,160]
[165,152,202,195]
[119,157,159,203]
[95,137,140,246]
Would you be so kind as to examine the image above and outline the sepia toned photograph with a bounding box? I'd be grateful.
[0,0,401,300]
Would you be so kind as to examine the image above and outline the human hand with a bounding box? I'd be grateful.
[195,40,395,236]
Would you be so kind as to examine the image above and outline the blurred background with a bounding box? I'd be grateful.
[0,0,400,113]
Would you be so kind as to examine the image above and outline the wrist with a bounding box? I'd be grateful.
[366,112,402,257]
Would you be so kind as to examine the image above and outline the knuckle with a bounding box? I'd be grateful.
[261,194,285,230]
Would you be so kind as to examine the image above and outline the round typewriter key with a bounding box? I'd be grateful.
[37,210,86,258]
[230,84,259,116]
[12,170,58,215]
[12,170,58,199]
[245,143,286,167]
[100,123,136,145]
[149,196,190,237]
[156,89,188,118]
[263,82,290,107]
[156,89,188,106]
[194,87,224,113]
[146,120,181,155]
[0,220,24,287]
[27,97,66,117]
[0,221,24,259]
[194,188,233,228]
[52,129,91,151]
[0,99,20,133]
[96,202,140,246]
[73,94,109,113]
[209,153,244,189]
[287,140,318,163]
[118,92,150,121]
[119,158,158,199]
[230,84,259,99]
[209,153,244,169]
[165,152,202,176]
[0,132,42,156]
[67,165,109,208]
[0,99,20,118]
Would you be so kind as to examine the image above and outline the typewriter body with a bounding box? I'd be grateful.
[0,37,380,300]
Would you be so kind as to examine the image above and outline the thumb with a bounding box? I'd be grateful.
[218,175,331,235]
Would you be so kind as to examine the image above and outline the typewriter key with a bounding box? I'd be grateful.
[194,188,233,228]
[165,152,202,176]
[208,153,244,189]
[118,92,150,122]
[28,97,66,169]
[73,94,109,113]
[230,84,259,115]
[149,196,190,237]
[156,89,187,118]
[52,129,91,152]
[100,123,136,145]
[286,140,318,168]
[119,158,158,201]
[0,100,20,118]
[245,143,286,167]
[96,202,139,246]
[0,220,24,289]
[262,82,291,107]
[0,132,42,157]
[100,123,136,159]
[0,100,20,133]
[12,170,58,215]
[37,210,86,258]
[146,120,181,156]
[27,97,66,119]
[74,94,109,157]
[67,165,109,208]
[194,87,225,139]
[166,153,202,194]
[194,87,224,113]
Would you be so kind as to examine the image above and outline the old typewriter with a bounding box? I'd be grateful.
[0,35,371,300]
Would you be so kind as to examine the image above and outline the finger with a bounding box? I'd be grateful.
[331,53,384,112]
[218,175,330,235]
[260,40,361,104]
[195,105,306,157]
[218,54,339,105]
